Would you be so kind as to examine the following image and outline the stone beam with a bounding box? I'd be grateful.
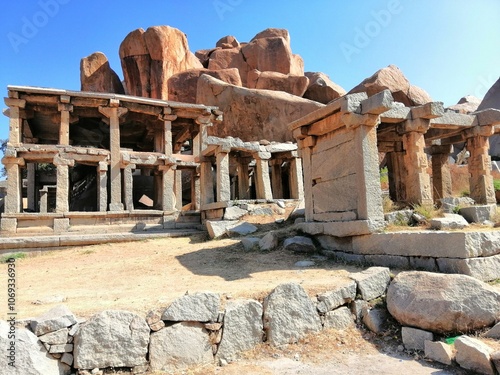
[360,89,393,115]
[410,102,444,120]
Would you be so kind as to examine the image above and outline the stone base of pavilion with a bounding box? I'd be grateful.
[297,221,500,281]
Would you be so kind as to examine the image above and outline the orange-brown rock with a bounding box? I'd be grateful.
[207,48,251,86]
[195,49,216,68]
[168,68,242,103]
[80,52,124,94]
[291,54,305,76]
[303,72,346,104]
[119,26,202,99]
[247,70,309,97]
[197,74,323,142]
[448,95,481,114]
[241,37,293,75]
[348,65,431,106]
[216,35,240,49]
[250,28,290,45]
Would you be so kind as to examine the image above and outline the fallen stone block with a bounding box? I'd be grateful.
[384,209,413,226]
[316,280,356,313]
[37,328,69,345]
[283,236,316,253]
[224,206,248,220]
[226,222,258,236]
[263,283,322,346]
[424,340,454,365]
[30,305,77,336]
[259,231,279,251]
[401,326,433,351]
[241,237,260,251]
[149,322,213,373]
[349,267,391,301]
[162,292,220,322]
[459,204,496,223]
[455,336,495,375]
[206,220,238,239]
[430,214,469,230]
[440,197,475,214]
[484,322,500,339]
[323,307,355,330]
[61,352,74,366]
[294,260,315,267]
[362,307,389,334]
[350,300,369,322]
[217,299,263,363]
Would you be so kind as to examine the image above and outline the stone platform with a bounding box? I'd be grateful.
[298,223,500,281]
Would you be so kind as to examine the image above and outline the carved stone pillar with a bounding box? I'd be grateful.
[175,169,183,210]
[430,144,453,203]
[237,157,251,199]
[4,98,26,146]
[386,148,407,203]
[97,161,108,212]
[200,160,214,206]
[27,163,37,211]
[123,164,135,211]
[58,95,73,145]
[467,132,496,204]
[288,153,304,200]
[54,155,74,214]
[298,137,315,221]
[216,146,231,202]
[270,158,283,199]
[3,160,24,214]
[99,100,128,211]
[253,151,273,200]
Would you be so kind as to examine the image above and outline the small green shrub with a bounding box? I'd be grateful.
[413,203,443,220]
[1,252,26,263]
[493,179,500,191]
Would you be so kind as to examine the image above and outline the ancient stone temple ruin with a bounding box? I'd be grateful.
[0,85,304,234]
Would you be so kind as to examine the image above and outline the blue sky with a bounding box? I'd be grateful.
[1,0,499,144]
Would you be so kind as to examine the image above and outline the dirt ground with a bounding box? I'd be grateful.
[0,232,483,374]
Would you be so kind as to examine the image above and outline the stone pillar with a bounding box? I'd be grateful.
[175,169,183,210]
[298,137,315,221]
[160,165,176,211]
[200,161,214,206]
[270,158,284,199]
[430,145,453,203]
[4,98,26,146]
[39,186,49,213]
[343,113,384,220]
[216,147,231,202]
[159,109,176,155]
[123,164,135,211]
[97,161,108,212]
[402,131,433,205]
[54,156,73,214]
[192,167,201,211]
[99,101,128,211]
[386,149,406,203]
[237,157,251,199]
[467,134,496,204]
[58,96,73,145]
[27,163,37,211]
[288,154,304,200]
[253,151,273,200]
[3,161,23,214]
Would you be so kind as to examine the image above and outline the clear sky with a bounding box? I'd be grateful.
[1,0,499,144]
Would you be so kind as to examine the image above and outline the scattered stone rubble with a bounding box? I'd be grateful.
[2,268,498,374]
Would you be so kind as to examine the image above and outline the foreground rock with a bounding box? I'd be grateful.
[162,292,220,322]
[349,267,391,301]
[80,52,124,94]
[197,74,323,142]
[30,305,77,337]
[217,299,263,362]
[455,336,495,375]
[387,271,500,333]
[348,65,432,106]
[73,310,149,369]
[149,322,213,372]
[0,321,68,375]
[263,283,322,346]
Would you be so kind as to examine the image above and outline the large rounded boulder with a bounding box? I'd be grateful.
[387,271,500,334]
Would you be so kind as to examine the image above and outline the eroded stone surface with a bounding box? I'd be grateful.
[162,292,220,322]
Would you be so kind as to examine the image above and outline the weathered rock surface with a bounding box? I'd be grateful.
[259,231,279,251]
[223,205,248,220]
[362,307,390,334]
[197,75,323,142]
[248,70,309,97]
[430,213,469,230]
[119,26,202,99]
[323,307,355,330]
[216,35,240,49]
[263,283,322,346]
[349,267,391,301]
[207,48,251,86]
[387,271,500,333]
[30,305,77,337]
[73,310,149,369]
[348,65,432,106]
[226,222,258,236]
[304,72,346,104]
[37,328,69,345]
[424,340,454,365]
[162,292,220,322]
[0,320,68,375]
[316,280,357,313]
[242,36,293,75]
[448,95,481,114]
[283,236,316,253]
[484,322,500,339]
[206,220,238,238]
[401,327,433,351]
[168,68,242,103]
[217,299,263,362]
[455,336,495,375]
[477,78,500,157]
[149,322,213,372]
[459,204,496,223]
[80,52,124,94]
[241,237,260,251]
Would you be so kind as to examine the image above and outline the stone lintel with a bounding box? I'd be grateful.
[360,89,394,115]
[292,126,309,140]
[398,118,430,134]
[4,98,26,108]
[201,201,228,211]
[343,113,380,128]
[380,105,412,123]
[473,108,500,127]
[1,157,24,166]
[253,151,271,160]
[195,114,213,125]
[60,95,71,103]
[430,111,475,129]
[340,92,368,113]
[298,136,316,149]
[462,125,494,139]
[411,101,444,120]
[53,154,75,167]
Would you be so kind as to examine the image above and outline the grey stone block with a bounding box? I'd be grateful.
[362,307,389,334]
[430,214,469,230]
[259,232,278,251]
[349,267,391,301]
[30,305,77,337]
[437,254,500,281]
[323,307,355,330]
[283,236,316,253]
[365,254,410,270]
[401,326,433,351]
[424,340,454,365]
[484,322,500,339]
[223,206,248,220]
[241,237,260,251]
[459,204,496,223]
[316,280,357,313]
[162,292,220,322]
[455,336,495,375]
[328,251,366,265]
[226,222,258,236]
[409,257,438,272]
[316,235,353,252]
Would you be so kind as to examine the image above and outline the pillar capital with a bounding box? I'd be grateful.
[98,105,128,119]
[4,98,26,108]
[463,125,494,139]
[58,102,73,112]
[429,144,452,155]
[398,118,431,134]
